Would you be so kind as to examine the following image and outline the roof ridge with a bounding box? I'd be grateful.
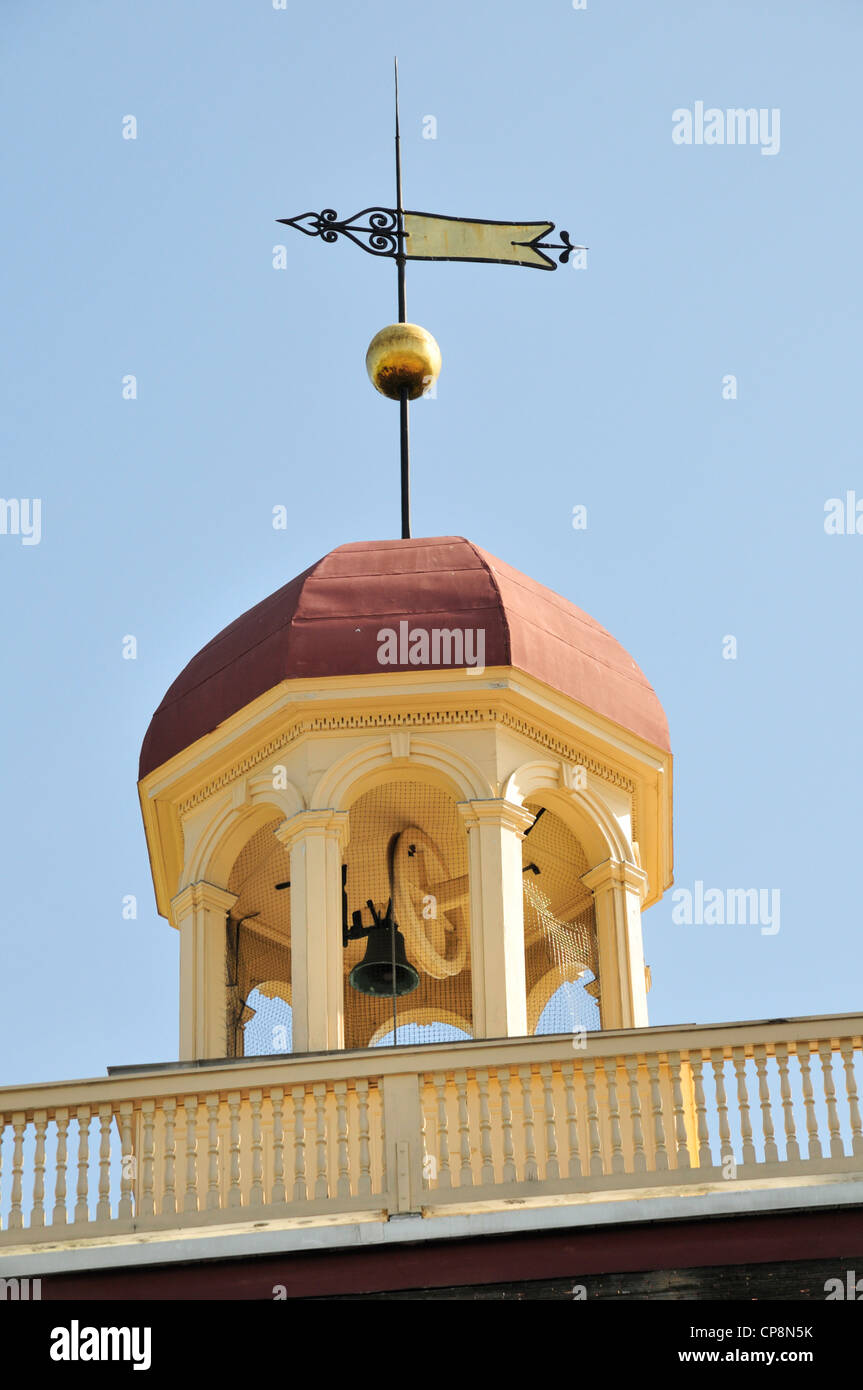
[464,539,512,666]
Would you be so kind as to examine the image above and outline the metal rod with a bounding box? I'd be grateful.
[394,56,406,323]
[394,57,411,539]
[399,390,410,539]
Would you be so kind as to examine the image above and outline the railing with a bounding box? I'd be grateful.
[0,1014,861,1246]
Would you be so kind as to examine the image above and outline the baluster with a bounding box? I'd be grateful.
[477,1069,495,1186]
[334,1082,351,1198]
[420,1082,432,1189]
[710,1050,733,1162]
[313,1084,329,1199]
[498,1068,516,1183]
[732,1048,756,1165]
[563,1062,582,1178]
[454,1070,473,1187]
[161,1098,177,1215]
[183,1096,200,1213]
[840,1040,863,1157]
[583,1059,603,1175]
[32,1111,47,1228]
[140,1101,156,1217]
[96,1104,113,1221]
[668,1052,691,1169]
[292,1086,308,1201]
[270,1088,286,1203]
[433,1073,452,1188]
[818,1042,844,1158]
[74,1106,91,1225]
[227,1092,241,1208]
[797,1044,822,1160]
[53,1108,69,1226]
[518,1066,539,1181]
[356,1080,372,1196]
[206,1095,221,1211]
[753,1046,778,1163]
[689,1055,713,1168]
[603,1059,624,1174]
[9,1113,25,1229]
[540,1064,560,1180]
[118,1103,134,1219]
[250,1090,264,1207]
[646,1055,668,1172]
[625,1057,646,1173]
[775,1044,800,1163]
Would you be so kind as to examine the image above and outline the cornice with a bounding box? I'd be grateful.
[175,707,638,819]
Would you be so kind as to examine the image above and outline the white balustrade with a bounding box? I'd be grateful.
[0,1016,860,1244]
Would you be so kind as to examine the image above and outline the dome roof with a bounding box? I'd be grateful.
[139,537,669,779]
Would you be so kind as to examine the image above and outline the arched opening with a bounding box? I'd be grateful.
[343,779,472,1049]
[522,800,600,1035]
[368,1006,472,1048]
[372,1021,472,1048]
[226,815,293,1057]
[241,982,293,1055]
[534,975,600,1035]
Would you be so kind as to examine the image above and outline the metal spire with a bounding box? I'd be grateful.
[394,58,410,539]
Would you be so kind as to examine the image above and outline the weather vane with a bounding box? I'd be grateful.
[278,59,583,540]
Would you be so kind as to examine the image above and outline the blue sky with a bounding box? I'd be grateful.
[1,0,861,1084]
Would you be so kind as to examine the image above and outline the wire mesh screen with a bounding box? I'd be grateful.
[522,801,600,1033]
[344,780,473,1048]
[226,817,293,1057]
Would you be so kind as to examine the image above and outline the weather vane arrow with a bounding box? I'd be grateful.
[277,208,582,271]
[277,59,584,540]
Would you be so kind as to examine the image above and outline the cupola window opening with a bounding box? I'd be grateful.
[522,802,600,1036]
[343,779,472,1049]
[226,818,293,1058]
[242,984,293,1056]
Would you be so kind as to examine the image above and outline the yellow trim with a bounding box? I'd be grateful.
[138,667,672,921]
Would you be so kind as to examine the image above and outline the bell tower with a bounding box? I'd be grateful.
[138,71,669,1061]
[138,537,672,1062]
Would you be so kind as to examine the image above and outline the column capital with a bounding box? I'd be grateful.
[456,799,536,838]
[582,858,648,899]
[275,808,350,852]
[171,881,237,924]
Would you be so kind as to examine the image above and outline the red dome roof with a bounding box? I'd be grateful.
[139,537,669,779]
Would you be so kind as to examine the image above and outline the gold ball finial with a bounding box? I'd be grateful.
[366,322,441,401]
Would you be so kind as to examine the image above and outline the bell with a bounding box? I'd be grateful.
[349,912,420,997]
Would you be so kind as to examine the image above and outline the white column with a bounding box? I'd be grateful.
[457,799,535,1039]
[172,881,237,1062]
[276,809,350,1054]
[582,859,650,1029]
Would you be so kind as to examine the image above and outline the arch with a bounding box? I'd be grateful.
[311,735,493,814]
[242,979,293,1057]
[527,963,593,1033]
[182,774,304,888]
[503,758,634,868]
[367,1007,473,1048]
